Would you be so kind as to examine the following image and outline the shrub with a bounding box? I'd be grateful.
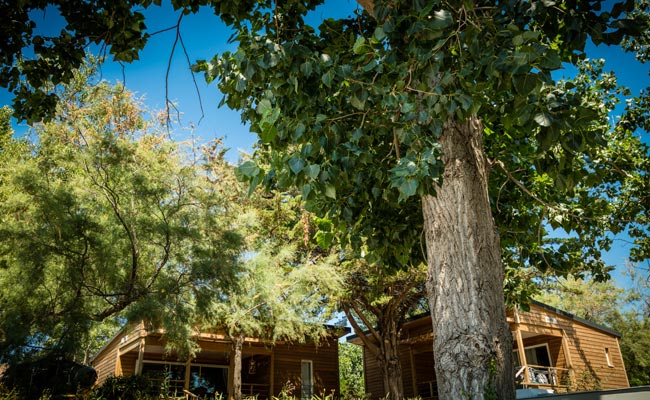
[89,375,152,400]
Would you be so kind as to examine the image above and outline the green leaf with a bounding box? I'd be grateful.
[305,164,320,179]
[538,50,562,70]
[315,230,334,249]
[300,61,313,76]
[248,174,261,197]
[390,161,417,177]
[353,36,367,55]
[257,98,272,115]
[513,74,540,96]
[259,125,277,143]
[288,157,305,174]
[293,122,306,140]
[321,70,334,88]
[374,26,386,42]
[324,184,336,199]
[534,113,552,127]
[398,179,418,202]
[351,93,366,110]
[237,160,260,177]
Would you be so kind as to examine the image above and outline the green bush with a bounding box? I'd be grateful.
[89,375,152,400]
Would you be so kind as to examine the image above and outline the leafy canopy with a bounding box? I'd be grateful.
[0,62,241,360]
[193,0,650,294]
[1,0,650,301]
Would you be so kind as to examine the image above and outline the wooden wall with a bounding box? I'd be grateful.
[91,327,342,398]
[518,303,629,390]
[91,323,145,386]
[358,302,629,399]
[362,346,383,399]
[410,343,436,399]
[272,338,340,398]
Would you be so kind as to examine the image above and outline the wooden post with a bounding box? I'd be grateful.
[409,346,417,397]
[269,352,275,397]
[115,347,122,376]
[616,338,630,387]
[513,320,528,386]
[228,349,235,400]
[135,337,145,375]
[185,359,192,393]
[561,330,575,390]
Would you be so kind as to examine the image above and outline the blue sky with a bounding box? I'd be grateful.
[1,0,361,156]
[1,1,648,290]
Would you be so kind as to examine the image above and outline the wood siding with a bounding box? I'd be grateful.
[91,325,343,398]
[92,322,145,386]
[272,338,340,398]
[356,302,628,399]
[362,346,384,399]
[410,343,436,399]
[516,303,629,390]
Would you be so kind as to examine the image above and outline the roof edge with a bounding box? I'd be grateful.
[346,300,623,344]
[528,300,622,338]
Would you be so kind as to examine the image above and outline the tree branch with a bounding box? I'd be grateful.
[342,303,380,356]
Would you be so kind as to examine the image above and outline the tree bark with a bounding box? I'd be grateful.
[379,317,404,400]
[422,117,514,399]
[231,334,244,400]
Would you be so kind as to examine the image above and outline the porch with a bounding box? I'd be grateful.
[131,339,273,398]
[512,308,575,393]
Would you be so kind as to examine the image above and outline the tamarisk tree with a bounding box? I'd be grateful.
[0,63,240,360]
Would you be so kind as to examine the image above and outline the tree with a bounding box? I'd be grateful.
[3,1,650,399]
[536,276,627,326]
[338,341,365,399]
[0,106,12,147]
[202,245,340,400]
[195,151,342,400]
[0,63,240,361]
[338,258,425,400]
[201,3,650,398]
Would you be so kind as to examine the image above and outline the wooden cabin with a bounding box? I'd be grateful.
[350,301,629,399]
[91,323,349,399]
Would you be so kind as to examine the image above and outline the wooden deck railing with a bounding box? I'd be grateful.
[241,382,270,398]
[515,364,572,392]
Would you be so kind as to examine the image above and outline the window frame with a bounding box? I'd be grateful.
[300,359,314,400]
[513,343,553,367]
[605,347,614,367]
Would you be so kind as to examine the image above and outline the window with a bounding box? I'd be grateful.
[513,343,552,367]
[190,365,229,397]
[141,361,229,397]
[301,360,313,400]
[141,362,186,397]
[605,348,614,367]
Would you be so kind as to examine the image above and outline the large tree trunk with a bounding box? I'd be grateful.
[422,117,514,399]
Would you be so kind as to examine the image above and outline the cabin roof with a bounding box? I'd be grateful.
[527,300,622,338]
[346,300,622,344]
[90,321,350,363]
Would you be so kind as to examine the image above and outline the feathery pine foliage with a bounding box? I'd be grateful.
[0,61,241,361]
